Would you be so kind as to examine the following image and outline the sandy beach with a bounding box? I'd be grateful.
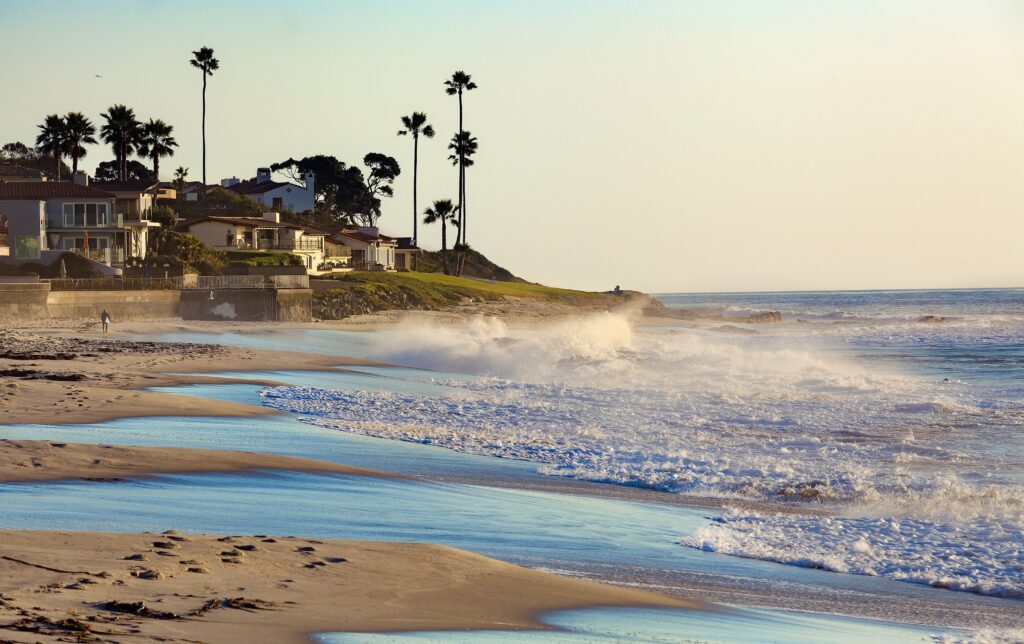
[0,530,700,643]
[0,327,378,426]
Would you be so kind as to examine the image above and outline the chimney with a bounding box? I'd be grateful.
[256,168,272,184]
[221,177,240,188]
[72,171,89,187]
[263,211,281,223]
[358,226,379,238]
[304,170,315,192]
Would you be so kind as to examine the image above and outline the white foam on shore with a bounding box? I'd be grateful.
[258,313,1024,599]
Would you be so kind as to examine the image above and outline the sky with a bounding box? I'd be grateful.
[1,0,1023,293]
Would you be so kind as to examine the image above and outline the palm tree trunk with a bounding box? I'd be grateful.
[458,90,465,246]
[71,149,78,174]
[153,156,159,182]
[412,133,418,270]
[441,220,448,275]
[54,151,61,181]
[201,73,207,197]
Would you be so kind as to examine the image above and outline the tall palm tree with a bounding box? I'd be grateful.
[35,114,67,180]
[137,119,178,180]
[423,198,458,275]
[100,105,141,181]
[63,112,97,174]
[190,46,219,192]
[397,112,435,255]
[444,71,477,244]
[447,132,477,276]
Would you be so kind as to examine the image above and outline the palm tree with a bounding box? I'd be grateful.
[447,132,478,276]
[100,105,141,181]
[190,46,219,192]
[63,112,97,175]
[137,119,178,180]
[423,198,458,275]
[172,166,189,201]
[444,71,477,244]
[35,114,67,180]
[397,112,435,259]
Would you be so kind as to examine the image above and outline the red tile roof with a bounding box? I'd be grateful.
[182,216,325,235]
[0,182,114,200]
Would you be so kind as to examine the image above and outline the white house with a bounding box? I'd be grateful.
[326,227,417,271]
[222,168,315,213]
[180,212,327,272]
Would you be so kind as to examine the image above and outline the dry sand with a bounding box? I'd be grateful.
[0,530,701,643]
[0,440,393,484]
[0,328,377,426]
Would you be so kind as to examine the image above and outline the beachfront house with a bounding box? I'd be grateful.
[222,167,315,213]
[180,212,327,271]
[0,174,155,272]
[325,228,418,271]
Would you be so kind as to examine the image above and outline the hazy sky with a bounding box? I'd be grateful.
[2,0,1022,292]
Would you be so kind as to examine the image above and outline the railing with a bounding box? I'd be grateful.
[275,239,323,251]
[325,247,352,258]
[45,274,310,291]
[68,247,126,265]
[182,274,310,290]
[48,277,179,291]
[219,240,323,252]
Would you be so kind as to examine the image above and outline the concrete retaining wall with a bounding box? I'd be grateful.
[0,285,311,323]
[0,283,50,321]
[46,289,181,321]
[178,289,311,322]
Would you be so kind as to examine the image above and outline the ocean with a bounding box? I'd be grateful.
[256,288,1024,601]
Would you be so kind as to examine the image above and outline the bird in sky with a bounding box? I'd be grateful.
[94,74,103,78]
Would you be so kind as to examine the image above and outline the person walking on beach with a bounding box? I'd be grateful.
[100,309,112,333]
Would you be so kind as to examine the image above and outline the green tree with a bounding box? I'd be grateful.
[95,159,155,182]
[35,114,67,180]
[190,46,219,191]
[444,70,477,244]
[1,142,32,160]
[100,104,142,181]
[137,119,178,180]
[422,198,458,275]
[397,112,435,250]
[360,152,401,228]
[63,112,97,174]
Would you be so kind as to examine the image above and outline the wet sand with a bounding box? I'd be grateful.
[0,530,701,643]
[0,440,394,484]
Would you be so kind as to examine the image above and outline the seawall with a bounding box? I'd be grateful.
[0,284,311,323]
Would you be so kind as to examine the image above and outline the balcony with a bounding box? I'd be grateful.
[220,238,324,252]
[67,246,125,265]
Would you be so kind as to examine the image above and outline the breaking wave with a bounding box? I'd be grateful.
[259,309,1024,599]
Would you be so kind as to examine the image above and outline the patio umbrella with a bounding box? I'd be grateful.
[59,258,67,278]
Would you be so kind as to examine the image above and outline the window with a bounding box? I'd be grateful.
[63,202,109,227]
[15,236,39,259]
[272,197,283,210]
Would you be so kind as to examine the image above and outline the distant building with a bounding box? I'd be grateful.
[0,173,157,272]
[222,167,315,213]
[327,227,419,271]
[179,212,327,272]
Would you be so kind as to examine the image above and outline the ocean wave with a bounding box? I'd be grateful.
[682,510,1024,599]
[258,312,1023,599]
